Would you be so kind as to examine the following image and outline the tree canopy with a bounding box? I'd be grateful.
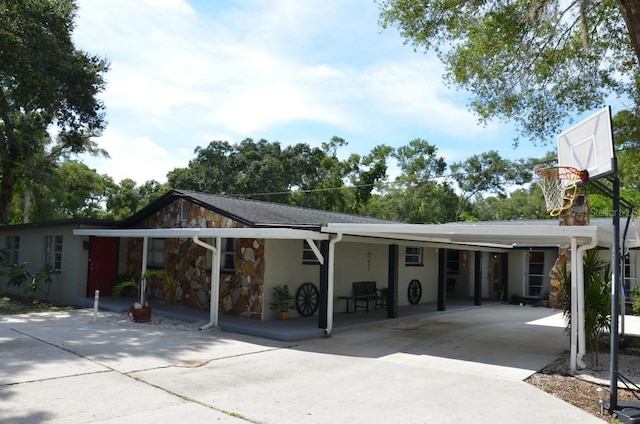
[377,0,640,144]
[0,0,109,223]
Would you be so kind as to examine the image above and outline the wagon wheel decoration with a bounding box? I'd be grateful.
[407,279,422,305]
[295,282,319,317]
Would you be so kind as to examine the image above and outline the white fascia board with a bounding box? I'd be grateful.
[73,228,199,238]
[74,228,329,240]
[323,223,610,247]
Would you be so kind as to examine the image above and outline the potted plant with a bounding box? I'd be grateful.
[114,269,170,323]
[269,284,295,320]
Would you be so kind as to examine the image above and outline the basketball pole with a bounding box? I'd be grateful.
[609,169,620,413]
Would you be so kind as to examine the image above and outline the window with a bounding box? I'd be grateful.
[44,235,63,271]
[526,251,545,297]
[221,238,236,272]
[147,238,166,268]
[5,235,19,265]
[405,247,423,266]
[624,253,636,299]
[203,238,236,272]
[180,200,189,226]
[303,240,320,265]
[447,250,460,274]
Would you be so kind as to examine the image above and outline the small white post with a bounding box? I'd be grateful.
[93,290,100,323]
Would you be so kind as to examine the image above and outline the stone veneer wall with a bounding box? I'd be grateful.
[548,194,589,308]
[126,199,265,319]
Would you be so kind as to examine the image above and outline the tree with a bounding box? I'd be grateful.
[168,138,300,201]
[348,145,393,213]
[468,186,551,221]
[378,1,640,144]
[289,137,354,211]
[0,0,109,223]
[612,108,640,191]
[450,150,532,217]
[167,140,236,194]
[369,139,458,223]
[105,178,167,221]
[169,137,378,213]
[20,160,112,221]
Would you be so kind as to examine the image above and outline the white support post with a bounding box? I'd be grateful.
[192,236,219,330]
[93,290,99,323]
[570,237,578,373]
[211,236,221,327]
[324,233,342,335]
[141,237,149,305]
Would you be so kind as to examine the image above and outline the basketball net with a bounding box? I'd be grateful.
[534,166,582,216]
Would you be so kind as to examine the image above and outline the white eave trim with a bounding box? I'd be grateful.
[73,228,330,240]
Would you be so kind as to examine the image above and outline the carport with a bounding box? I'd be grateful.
[324,222,612,374]
[75,222,611,373]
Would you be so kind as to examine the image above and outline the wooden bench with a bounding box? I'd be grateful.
[352,281,385,312]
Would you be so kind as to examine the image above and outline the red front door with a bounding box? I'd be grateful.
[88,237,119,297]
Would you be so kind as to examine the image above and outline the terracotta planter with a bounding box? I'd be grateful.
[128,306,152,323]
[279,311,289,321]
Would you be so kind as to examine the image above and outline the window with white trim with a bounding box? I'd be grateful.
[203,238,236,272]
[302,240,320,265]
[526,251,545,297]
[405,247,423,266]
[147,238,166,268]
[5,235,19,265]
[44,235,63,271]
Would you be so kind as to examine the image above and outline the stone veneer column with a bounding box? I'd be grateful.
[548,194,589,308]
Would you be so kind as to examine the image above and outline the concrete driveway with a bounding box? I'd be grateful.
[0,304,605,423]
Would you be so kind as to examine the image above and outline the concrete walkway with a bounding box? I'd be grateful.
[0,304,616,423]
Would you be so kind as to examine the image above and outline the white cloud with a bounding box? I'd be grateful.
[73,0,515,184]
[81,131,189,184]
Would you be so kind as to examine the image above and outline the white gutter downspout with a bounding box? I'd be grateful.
[576,236,598,370]
[324,233,342,335]
[140,237,149,305]
[569,236,599,372]
[193,236,220,330]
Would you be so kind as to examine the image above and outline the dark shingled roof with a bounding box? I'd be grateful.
[125,189,398,228]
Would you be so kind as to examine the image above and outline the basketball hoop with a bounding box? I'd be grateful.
[534,166,584,216]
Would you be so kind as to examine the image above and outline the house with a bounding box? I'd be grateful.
[0,218,120,305]
[0,189,636,338]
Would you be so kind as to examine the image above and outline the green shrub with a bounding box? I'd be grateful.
[632,286,640,315]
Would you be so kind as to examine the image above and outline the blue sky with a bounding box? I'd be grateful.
[72,0,546,185]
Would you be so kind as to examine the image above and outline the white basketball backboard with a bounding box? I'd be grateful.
[557,106,615,181]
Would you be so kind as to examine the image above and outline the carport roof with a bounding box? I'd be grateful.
[75,221,612,250]
[322,222,612,249]
[72,188,624,249]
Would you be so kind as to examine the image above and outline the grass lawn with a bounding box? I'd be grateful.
[0,292,74,314]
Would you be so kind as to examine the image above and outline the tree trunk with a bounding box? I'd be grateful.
[0,168,16,225]
[23,190,30,224]
[618,0,640,65]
